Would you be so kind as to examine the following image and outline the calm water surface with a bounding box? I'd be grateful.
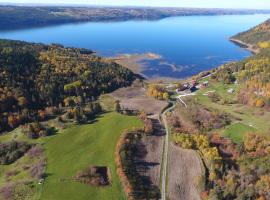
[0,14,269,79]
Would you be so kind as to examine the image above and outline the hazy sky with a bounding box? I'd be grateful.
[1,0,270,9]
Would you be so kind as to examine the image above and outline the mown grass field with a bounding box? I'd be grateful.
[40,112,142,200]
[0,112,142,200]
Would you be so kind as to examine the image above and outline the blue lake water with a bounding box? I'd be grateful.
[0,14,269,79]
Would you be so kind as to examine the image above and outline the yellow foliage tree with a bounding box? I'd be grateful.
[258,41,270,49]
[255,98,265,107]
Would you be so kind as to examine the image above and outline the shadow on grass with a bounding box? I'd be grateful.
[43,172,53,179]
[75,111,113,125]
[47,127,59,137]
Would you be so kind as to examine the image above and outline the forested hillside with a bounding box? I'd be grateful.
[232,19,270,50]
[213,19,270,109]
[198,23,270,198]
[212,48,270,108]
[167,19,270,200]
[0,39,135,133]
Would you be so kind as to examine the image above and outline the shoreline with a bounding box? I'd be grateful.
[108,52,162,77]
[229,38,259,54]
[108,53,183,83]
[107,38,258,83]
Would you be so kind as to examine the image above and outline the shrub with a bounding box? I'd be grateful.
[30,158,46,179]
[0,184,14,200]
[208,92,220,103]
[0,142,31,165]
[256,99,265,107]
[27,145,43,158]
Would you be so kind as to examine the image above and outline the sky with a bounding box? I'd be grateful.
[1,0,270,9]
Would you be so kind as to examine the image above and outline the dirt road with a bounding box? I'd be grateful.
[160,103,175,200]
[160,99,203,200]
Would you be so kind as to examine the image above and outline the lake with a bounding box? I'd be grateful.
[0,14,269,79]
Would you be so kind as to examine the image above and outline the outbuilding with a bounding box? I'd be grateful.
[227,88,235,94]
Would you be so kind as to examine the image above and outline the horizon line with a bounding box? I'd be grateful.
[1,2,270,11]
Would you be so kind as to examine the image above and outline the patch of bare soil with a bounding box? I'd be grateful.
[111,86,167,117]
[168,143,204,200]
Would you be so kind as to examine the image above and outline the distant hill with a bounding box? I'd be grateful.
[231,18,270,52]
[0,6,270,30]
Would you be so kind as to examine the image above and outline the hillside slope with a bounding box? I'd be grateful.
[0,39,135,134]
[219,19,270,109]
[167,18,270,200]
[231,18,270,51]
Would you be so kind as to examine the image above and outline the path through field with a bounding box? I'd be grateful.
[160,99,203,200]
[160,104,175,200]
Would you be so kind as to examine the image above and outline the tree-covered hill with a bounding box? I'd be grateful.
[199,22,270,199]
[232,18,270,50]
[213,49,270,107]
[0,39,135,133]
[211,19,270,109]
[168,19,270,200]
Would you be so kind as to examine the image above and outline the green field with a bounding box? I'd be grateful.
[223,122,256,143]
[40,112,142,200]
[0,112,142,200]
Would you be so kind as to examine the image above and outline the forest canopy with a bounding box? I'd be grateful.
[0,39,136,133]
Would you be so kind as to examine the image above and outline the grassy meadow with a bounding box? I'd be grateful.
[0,112,142,200]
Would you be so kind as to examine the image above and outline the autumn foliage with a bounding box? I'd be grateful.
[115,130,134,200]
[0,40,135,134]
[147,84,169,100]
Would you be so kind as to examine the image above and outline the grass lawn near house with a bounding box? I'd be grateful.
[40,112,142,200]
[222,122,257,143]
[187,80,270,141]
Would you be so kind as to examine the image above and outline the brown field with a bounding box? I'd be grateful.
[111,86,168,117]
[140,119,165,186]
[168,143,204,200]
[132,119,165,199]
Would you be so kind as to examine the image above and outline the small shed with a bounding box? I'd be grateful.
[227,88,235,94]
[203,81,209,87]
